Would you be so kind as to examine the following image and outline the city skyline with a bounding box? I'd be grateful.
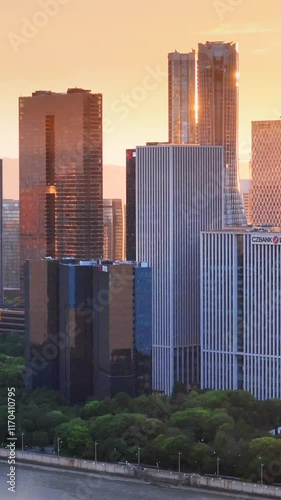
[0,0,281,169]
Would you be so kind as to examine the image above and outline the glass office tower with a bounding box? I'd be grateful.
[168,50,197,144]
[3,199,19,289]
[19,88,103,294]
[198,42,246,227]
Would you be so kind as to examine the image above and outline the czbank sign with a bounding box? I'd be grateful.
[251,234,281,245]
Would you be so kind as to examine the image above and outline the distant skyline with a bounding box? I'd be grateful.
[1,1,281,168]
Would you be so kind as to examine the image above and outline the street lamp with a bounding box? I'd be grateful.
[57,437,62,458]
[21,432,25,453]
[216,456,220,478]
[95,441,98,464]
[260,460,264,485]
[178,451,182,474]
[137,446,141,467]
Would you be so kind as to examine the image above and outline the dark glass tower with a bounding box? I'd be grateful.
[19,88,103,294]
[126,149,136,261]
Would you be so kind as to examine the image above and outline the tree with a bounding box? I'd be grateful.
[32,431,49,450]
[56,418,92,457]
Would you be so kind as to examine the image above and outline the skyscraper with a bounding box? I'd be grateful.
[25,258,152,403]
[126,149,136,261]
[201,228,281,400]
[19,88,103,292]
[93,262,152,399]
[198,41,246,227]
[25,258,60,391]
[252,120,281,225]
[136,144,224,395]
[168,51,197,144]
[0,161,3,305]
[103,199,125,261]
[3,200,19,289]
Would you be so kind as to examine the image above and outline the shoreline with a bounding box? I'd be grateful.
[0,457,274,500]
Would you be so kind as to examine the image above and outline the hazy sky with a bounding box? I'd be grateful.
[1,0,281,173]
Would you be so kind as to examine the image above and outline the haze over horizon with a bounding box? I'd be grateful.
[0,0,281,170]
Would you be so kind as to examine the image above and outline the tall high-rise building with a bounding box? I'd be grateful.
[201,228,281,400]
[103,199,124,261]
[168,51,197,144]
[0,161,3,305]
[198,41,246,227]
[19,88,103,292]
[136,144,224,395]
[93,262,152,399]
[3,200,19,288]
[25,258,60,391]
[240,179,253,226]
[126,149,136,261]
[252,120,281,225]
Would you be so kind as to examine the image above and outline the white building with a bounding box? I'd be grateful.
[201,228,281,400]
[136,144,224,395]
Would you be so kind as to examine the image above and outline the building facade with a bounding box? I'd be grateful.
[25,258,60,391]
[25,258,152,403]
[93,262,152,399]
[126,149,136,261]
[103,199,124,261]
[201,229,281,400]
[252,120,281,226]
[0,162,3,305]
[59,260,94,404]
[197,42,246,227]
[136,145,224,395]
[168,51,197,144]
[19,88,103,293]
[3,200,19,289]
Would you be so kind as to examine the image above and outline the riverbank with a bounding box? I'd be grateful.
[0,449,280,499]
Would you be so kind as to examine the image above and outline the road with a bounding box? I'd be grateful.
[0,462,252,499]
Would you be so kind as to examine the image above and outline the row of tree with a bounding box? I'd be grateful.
[1,334,281,484]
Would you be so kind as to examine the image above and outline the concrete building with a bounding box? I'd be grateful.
[19,88,103,294]
[103,199,124,261]
[252,120,281,225]
[198,41,246,227]
[0,162,4,305]
[3,200,19,289]
[136,144,224,395]
[126,149,136,261]
[240,179,253,226]
[168,51,197,144]
[201,228,281,400]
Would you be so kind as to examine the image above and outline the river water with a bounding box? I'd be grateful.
[0,462,241,499]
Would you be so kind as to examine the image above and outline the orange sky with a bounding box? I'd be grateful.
[1,0,281,181]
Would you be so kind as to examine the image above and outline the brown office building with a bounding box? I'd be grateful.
[103,199,124,261]
[19,88,103,294]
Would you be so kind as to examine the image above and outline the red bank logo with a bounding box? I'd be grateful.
[252,235,281,245]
